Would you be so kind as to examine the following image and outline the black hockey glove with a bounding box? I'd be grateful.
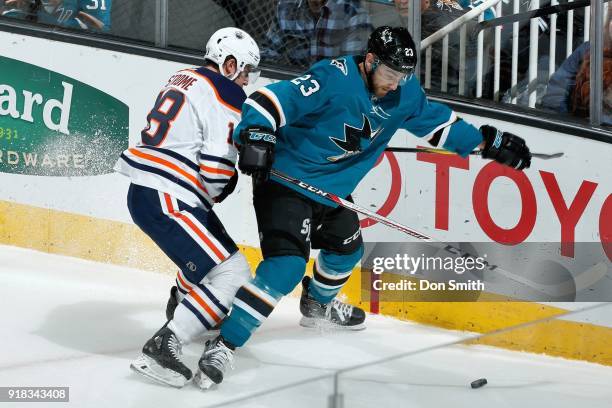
[214,171,238,203]
[238,126,276,183]
[480,125,531,170]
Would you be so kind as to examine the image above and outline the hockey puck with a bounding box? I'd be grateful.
[470,378,487,389]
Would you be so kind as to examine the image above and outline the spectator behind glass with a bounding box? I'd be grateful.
[37,0,106,30]
[542,9,611,124]
[570,11,612,125]
[77,0,111,31]
[261,0,373,69]
[1,0,37,20]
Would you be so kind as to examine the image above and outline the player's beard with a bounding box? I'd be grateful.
[373,81,393,98]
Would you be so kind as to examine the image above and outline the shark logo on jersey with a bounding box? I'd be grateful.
[330,58,348,76]
[371,104,391,120]
[328,115,382,162]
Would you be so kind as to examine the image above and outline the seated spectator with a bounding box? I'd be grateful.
[542,9,611,123]
[1,0,37,20]
[540,42,590,113]
[261,0,373,69]
[37,0,77,25]
[570,39,612,124]
[37,0,105,31]
[76,0,111,31]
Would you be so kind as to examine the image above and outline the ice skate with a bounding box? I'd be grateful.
[299,276,366,330]
[194,336,235,389]
[130,323,193,388]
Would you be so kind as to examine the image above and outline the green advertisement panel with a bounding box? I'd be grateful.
[0,56,128,176]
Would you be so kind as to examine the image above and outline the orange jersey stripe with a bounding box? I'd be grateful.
[176,271,194,292]
[188,69,242,114]
[129,148,209,196]
[200,165,235,177]
[162,192,225,261]
[174,212,226,261]
[163,194,196,293]
[189,290,221,323]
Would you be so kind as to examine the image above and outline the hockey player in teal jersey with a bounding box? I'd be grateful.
[194,26,531,389]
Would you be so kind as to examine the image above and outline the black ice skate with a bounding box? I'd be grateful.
[299,275,366,330]
[194,336,235,389]
[130,323,193,388]
[165,286,179,321]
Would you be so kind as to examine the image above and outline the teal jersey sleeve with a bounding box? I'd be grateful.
[400,78,483,157]
[233,59,346,143]
[37,0,80,26]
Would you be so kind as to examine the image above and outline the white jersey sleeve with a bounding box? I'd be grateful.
[114,67,246,209]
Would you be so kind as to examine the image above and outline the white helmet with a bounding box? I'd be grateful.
[205,27,261,82]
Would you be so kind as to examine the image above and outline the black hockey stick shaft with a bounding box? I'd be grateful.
[385,146,563,160]
[270,169,433,240]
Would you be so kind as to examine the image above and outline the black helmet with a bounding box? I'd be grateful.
[367,26,417,75]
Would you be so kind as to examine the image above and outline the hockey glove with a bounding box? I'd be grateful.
[214,171,238,203]
[238,126,276,183]
[480,125,532,170]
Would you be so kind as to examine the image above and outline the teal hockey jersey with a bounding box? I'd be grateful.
[234,56,483,206]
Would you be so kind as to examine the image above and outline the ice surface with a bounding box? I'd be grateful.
[0,245,610,407]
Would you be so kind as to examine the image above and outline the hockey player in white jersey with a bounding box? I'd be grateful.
[114,27,260,388]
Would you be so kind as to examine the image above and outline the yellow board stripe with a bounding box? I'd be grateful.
[1,200,610,366]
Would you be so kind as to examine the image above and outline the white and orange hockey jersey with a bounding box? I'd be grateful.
[115,67,246,210]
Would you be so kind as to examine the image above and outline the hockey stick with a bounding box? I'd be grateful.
[270,169,433,241]
[385,146,564,160]
[270,169,606,297]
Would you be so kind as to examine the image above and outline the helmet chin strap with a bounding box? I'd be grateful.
[363,58,379,95]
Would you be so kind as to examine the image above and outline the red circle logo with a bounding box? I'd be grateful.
[360,151,402,228]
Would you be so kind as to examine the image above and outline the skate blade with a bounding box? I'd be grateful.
[194,370,217,390]
[130,354,191,388]
[299,316,366,331]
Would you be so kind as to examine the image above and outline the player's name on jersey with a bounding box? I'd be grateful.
[0,149,85,169]
[372,278,485,292]
[165,74,197,91]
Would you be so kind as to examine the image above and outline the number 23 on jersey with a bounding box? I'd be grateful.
[291,75,320,97]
